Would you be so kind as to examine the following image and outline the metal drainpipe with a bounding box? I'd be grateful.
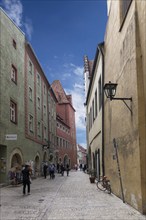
[98,43,105,176]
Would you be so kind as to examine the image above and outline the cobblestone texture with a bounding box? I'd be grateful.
[0,171,146,220]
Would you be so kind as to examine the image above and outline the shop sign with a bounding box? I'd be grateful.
[5,134,17,140]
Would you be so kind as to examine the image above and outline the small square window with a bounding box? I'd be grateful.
[37,73,41,86]
[29,87,33,100]
[29,61,33,74]
[13,39,16,49]
[38,97,40,109]
[44,126,47,139]
[37,121,41,137]
[44,84,46,94]
[44,105,46,115]
[10,100,17,123]
[11,65,17,83]
[29,114,33,132]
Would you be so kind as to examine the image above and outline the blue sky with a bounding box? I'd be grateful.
[0,0,107,148]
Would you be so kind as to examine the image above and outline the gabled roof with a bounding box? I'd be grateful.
[51,80,75,111]
[85,42,104,105]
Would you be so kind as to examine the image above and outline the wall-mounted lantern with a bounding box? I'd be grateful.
[103,81,132,113]
[42,145,49,151]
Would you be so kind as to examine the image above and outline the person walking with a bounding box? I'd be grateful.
[57,163,60,173]
[66,164,70,176]
[60,163,65,176]
[49,164,55,179]
[22,165,31,195]
[43,163,48,179]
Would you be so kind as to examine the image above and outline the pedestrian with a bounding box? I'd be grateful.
[66,164,70,176]
[74,164,78,171]
[57,163,60,173]
[60,163,65,176]
[49,164,55,179]
[43,162,48,179]
[22,164,31,195]
[83,164,87,173]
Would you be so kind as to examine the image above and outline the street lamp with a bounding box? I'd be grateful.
[103,81,132,113]
[42,145,49,151]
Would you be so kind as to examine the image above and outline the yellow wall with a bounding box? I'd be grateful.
[104,0,146,214]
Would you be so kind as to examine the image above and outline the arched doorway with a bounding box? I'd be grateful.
[11,153,22,168]
[9,152,23,184]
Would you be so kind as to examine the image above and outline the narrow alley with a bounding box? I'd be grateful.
[0,171,145,220]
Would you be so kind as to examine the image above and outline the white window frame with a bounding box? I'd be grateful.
[11,65,17,83]
[29,61,33,74]
[37,121,41,137]
[29,86,33,101]
[44,126,47,140]
[10,100,17,123]
[37,73,41,86]
[29,114,33,132]
[37,97,40,109]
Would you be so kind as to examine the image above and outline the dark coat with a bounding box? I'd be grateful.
[22,166,30,183]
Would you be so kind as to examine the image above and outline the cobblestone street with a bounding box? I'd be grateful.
[0,171,146,220]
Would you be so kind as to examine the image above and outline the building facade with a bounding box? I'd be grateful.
[51,80,77,168]
[104,0,146,214]
[84,44,104,179]
[77,144,87,167]
[0,8,26,183]
[0,8,57,183]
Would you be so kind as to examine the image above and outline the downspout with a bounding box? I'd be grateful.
[98,43,105,176]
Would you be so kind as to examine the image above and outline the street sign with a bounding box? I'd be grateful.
[5,134,17,140]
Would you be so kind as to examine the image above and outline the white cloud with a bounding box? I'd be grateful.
[2,0,23,27]
[24,18,33,40]
[2,0,33,40]
[74,83,84,90]
[73,66,84,76]
[62,73,71,80]
[65,86,86,131]
[63,62,85,130]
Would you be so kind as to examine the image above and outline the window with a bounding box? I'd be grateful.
[98,76,102,111]
[60,138,62,147]
[29,114,33,132]
[92,99,94,121]
[37,73,41,86]
[120,0,132,28]
[37,97,40,109]
[10,100,17,123]
[95,90,97,118]
[44,105,46,116]
[29,87,33,100]
[44,84,46,94]
[11,65,17,83]
[13,39,16,49]
[44,126,47,139]
[37,122,41,136]
[57,137,59,146]
[29,61,32,74]
[63,139,65,147]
